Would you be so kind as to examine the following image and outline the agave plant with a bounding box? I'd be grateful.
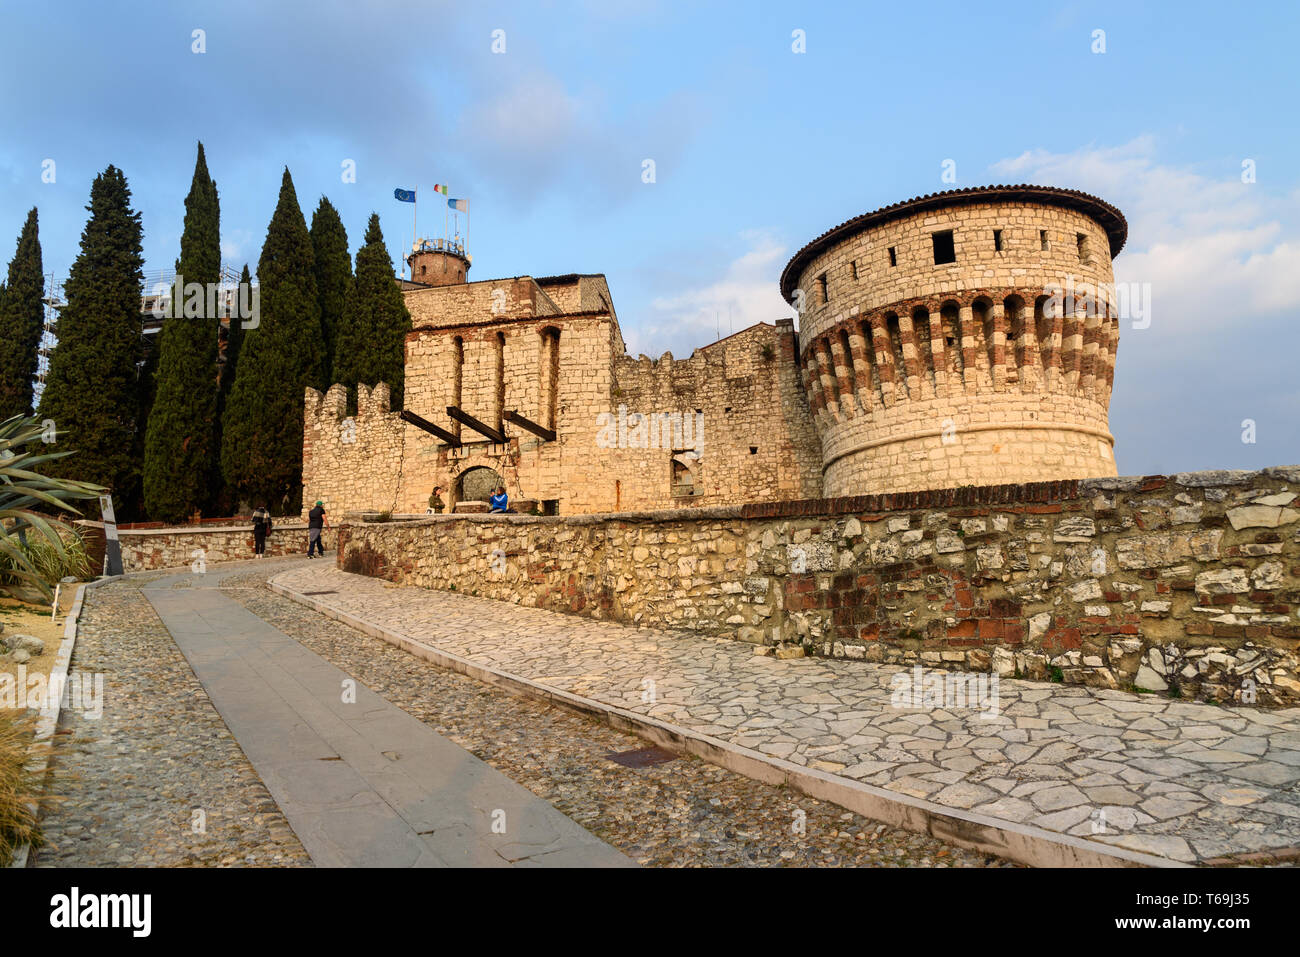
[0,414,104,599]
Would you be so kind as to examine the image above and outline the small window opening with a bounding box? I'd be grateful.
[993,229,1003,252]
[849,260,858,281]
[1040,229,1049,251]
[749,446,758,455]
[887,246,897,267]
[817,274,828,304]
[932,230,956,265]
[1077,232,1090,262]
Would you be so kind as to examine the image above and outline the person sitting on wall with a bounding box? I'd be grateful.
[489,486,509,513]
[427,486,445,514]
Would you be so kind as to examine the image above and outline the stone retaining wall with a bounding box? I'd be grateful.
[336,466,1300,706]
[112,523,312,570]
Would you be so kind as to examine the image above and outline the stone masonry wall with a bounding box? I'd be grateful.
[119,523,312,570]
[303,273,823,518]
[337,466,1300,707]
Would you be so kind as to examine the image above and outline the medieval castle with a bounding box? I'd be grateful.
[303,185,1127,516]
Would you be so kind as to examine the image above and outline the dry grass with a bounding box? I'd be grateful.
[0,709,47,866]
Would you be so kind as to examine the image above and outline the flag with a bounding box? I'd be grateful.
[447,198,468,212]
[433,184,449,195]
[394,188,416,203]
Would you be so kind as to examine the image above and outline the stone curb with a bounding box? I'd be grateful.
[268,577,1190,869]
[8,574,122,869]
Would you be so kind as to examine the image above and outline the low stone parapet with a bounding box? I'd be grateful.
[82,522,314,570]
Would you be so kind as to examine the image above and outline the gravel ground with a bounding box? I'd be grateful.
[31,580,311,867]
[220,569,1014,867]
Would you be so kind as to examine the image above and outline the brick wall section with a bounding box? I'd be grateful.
[337,466,1300,706]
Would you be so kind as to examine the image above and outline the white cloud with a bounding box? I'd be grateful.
[627,230,794,358]
[991,138,1300,332]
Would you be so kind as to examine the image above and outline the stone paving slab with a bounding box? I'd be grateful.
[140,566,632,868]
[271,565,1300,865]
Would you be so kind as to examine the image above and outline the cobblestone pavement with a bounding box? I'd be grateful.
[221,565,1012,866]
[32,579,311,867]
[271,565,1300,865]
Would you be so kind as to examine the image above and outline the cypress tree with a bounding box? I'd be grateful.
[38,166,145,500]
[0,209,45,420]
[221,168,324,513]
[334,213,411,410]
[142,143,221,522]
[310,197,351,386]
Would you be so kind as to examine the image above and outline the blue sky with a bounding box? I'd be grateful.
[1,0,1297,476]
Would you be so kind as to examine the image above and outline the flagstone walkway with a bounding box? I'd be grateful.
[136,566,632,867]
[271,565,1300,865]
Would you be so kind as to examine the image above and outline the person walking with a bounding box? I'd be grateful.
[307,500,329,558]
[252,505,272,558]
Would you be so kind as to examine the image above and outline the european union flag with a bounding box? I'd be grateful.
[394,188,416,203]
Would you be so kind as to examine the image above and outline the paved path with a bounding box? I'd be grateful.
[33,577,310,867]
[139,565,631,868]
[272,565,1300,865]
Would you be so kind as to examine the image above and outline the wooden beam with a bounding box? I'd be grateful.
[399,409,461,447]
[503,409,556,442]
[446,406,508,444]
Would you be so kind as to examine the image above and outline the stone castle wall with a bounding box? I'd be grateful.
[303,274,823,517]
[787,196,1121,495]
[336,466,1300,707]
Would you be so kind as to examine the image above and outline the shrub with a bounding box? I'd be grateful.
[0,413,103,598]
[0,711,45,865]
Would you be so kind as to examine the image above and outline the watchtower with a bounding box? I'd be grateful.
[407,237,470,287]
[780,185,1128,496]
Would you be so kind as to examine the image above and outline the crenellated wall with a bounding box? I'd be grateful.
[303,275,822,518]
[336,466,1300,707]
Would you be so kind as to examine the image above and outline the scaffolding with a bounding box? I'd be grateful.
[32,264,248,402]
[33,273,65,403]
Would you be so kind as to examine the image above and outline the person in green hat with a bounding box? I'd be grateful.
[307,499,329,558]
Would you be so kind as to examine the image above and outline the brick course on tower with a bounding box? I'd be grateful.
[304,185,1127,516]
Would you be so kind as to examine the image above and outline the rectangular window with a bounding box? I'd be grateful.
[932,230,956,265]
[817,273,828,304]
[849,260,858,280]
[1040,229,1049,251]
[993,229,1003,252]
[1077,232,1090,262]
[887,246,897,267]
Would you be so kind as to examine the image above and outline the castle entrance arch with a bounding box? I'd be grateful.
[458,466,503,503]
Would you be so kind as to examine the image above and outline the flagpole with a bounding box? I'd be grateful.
[413,186,418,252]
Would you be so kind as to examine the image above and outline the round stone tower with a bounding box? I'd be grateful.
[407,238,470,286]
[780,185,1127,497]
